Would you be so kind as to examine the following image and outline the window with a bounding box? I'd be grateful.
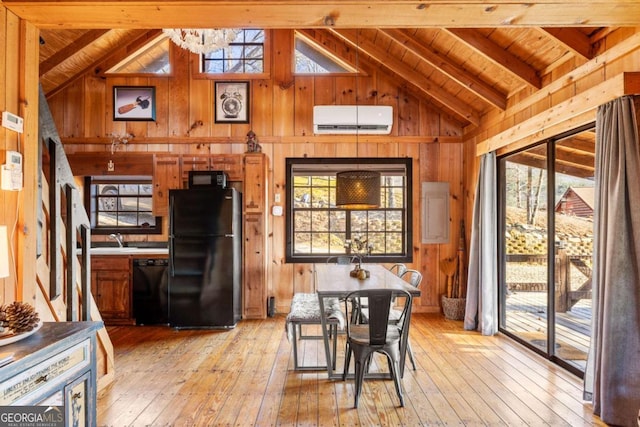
[294,32,354,74]
[498,124,595,375]
[201,29,265,74]
[86,176,162,234]
[286,158,412,263]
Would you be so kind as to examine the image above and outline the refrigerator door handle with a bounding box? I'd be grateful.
[169,238,175,276]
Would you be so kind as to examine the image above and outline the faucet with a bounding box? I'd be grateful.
[109,233,124,247]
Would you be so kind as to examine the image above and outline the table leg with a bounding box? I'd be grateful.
[317,294,339,379]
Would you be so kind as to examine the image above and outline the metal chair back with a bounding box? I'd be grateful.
[400,268,422,288]
[389,263,407,277]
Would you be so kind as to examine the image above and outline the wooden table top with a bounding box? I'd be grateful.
[314,263,421,296]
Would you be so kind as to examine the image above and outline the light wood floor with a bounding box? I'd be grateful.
[97,314,605,426]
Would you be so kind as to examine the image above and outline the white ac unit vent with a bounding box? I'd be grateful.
[313,105,393,135]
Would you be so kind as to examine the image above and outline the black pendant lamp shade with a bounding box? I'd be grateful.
[335,170,381,210]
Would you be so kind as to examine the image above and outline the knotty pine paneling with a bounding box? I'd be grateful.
[51,31,466,313]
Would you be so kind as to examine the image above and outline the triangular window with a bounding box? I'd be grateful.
[107,35,171,75]
[295,32,355,74]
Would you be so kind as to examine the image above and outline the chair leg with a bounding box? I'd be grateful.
[352,347,375,408]
[343,342,351,381]
[406,339,417,370]
[388,356,404,407]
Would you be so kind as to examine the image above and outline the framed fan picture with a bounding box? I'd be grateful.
[215,81,249,123]
[113,86,156,121]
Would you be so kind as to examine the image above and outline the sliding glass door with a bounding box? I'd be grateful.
[499,126,594,374]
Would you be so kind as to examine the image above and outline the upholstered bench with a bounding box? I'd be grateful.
[285,293,344,371]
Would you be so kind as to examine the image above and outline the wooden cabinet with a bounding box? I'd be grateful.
[91,256,133,325]
[153,154,181,216]
[181,154,244,185]
[180,155,211,187]
[243,214,266,318]
[243,153,267,214]
[243,153,268,319]
[211,154,243,181]
[0,322,101,426]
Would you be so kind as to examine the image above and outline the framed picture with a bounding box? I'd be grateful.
[215,81,249,123]
[113,86,156,121]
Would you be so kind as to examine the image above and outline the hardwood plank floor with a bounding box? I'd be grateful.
[97,314,605,426]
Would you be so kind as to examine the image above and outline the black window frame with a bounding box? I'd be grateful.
[200,29,266,74]
[285,157,413,264]
[84,176,163,235]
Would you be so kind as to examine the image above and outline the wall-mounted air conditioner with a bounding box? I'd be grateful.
[313,105,393,135]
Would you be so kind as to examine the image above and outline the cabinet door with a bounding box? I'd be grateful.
[94,270,130,319]
[180,156,210,187]
[66,371,92,427]
[243,153,266,214]
[243,213,266,318]
[153,154,181,216]
[211,154,243,181]
[91,256,131,323]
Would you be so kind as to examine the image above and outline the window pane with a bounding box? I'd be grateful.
[310,233,330,253]
[311,187,330,208]
[311,211,329,232]
[294,188,311,207]
[121,197,138,211]
[294,232,311,254]
[351,211,367,233]
[329,211,346,231]
[294,211,311,231]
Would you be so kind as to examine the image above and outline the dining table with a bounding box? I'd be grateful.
[314,263,421,380]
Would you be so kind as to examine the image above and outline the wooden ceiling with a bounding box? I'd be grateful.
[6,0,630,173]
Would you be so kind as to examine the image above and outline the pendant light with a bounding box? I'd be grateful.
[335,31,381,210]
[336,169,381,209]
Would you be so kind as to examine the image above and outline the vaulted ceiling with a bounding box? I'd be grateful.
[5,1,632,145]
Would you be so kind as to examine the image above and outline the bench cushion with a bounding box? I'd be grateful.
[286,293,344,340]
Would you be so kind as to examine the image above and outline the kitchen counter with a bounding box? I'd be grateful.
[88,247,168,255]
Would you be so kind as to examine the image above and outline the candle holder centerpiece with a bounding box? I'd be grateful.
[345,237,373,280]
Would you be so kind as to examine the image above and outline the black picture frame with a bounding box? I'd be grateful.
[113,86,156,121]
[215,81,249,123]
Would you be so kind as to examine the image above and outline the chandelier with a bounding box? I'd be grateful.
[162,29,237,54]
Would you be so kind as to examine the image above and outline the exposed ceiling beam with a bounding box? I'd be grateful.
[43,30,162,97]
[444,28,543,90]
[540,28,595,59]
[380,28,507,110]
[329,29,480,125]
[508,151,594,178]
[5,1,640,29]
[39,30,110,75]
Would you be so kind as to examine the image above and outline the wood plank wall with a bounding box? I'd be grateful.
[56,30,465,314]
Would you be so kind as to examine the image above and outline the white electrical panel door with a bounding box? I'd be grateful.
[421,182,450,244]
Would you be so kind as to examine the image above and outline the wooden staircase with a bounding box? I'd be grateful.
[36,85,114,390]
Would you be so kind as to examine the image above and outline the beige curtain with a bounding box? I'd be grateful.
[584,95,640,426]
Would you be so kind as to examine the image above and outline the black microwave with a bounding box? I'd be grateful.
[188,171,227,189]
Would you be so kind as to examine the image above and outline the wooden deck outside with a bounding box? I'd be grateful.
[97,313,603,426]
[504,291,591,370]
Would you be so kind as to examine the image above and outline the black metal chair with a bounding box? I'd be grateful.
[342,289,412,408]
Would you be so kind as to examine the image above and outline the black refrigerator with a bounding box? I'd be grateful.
[168,187,242,328]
